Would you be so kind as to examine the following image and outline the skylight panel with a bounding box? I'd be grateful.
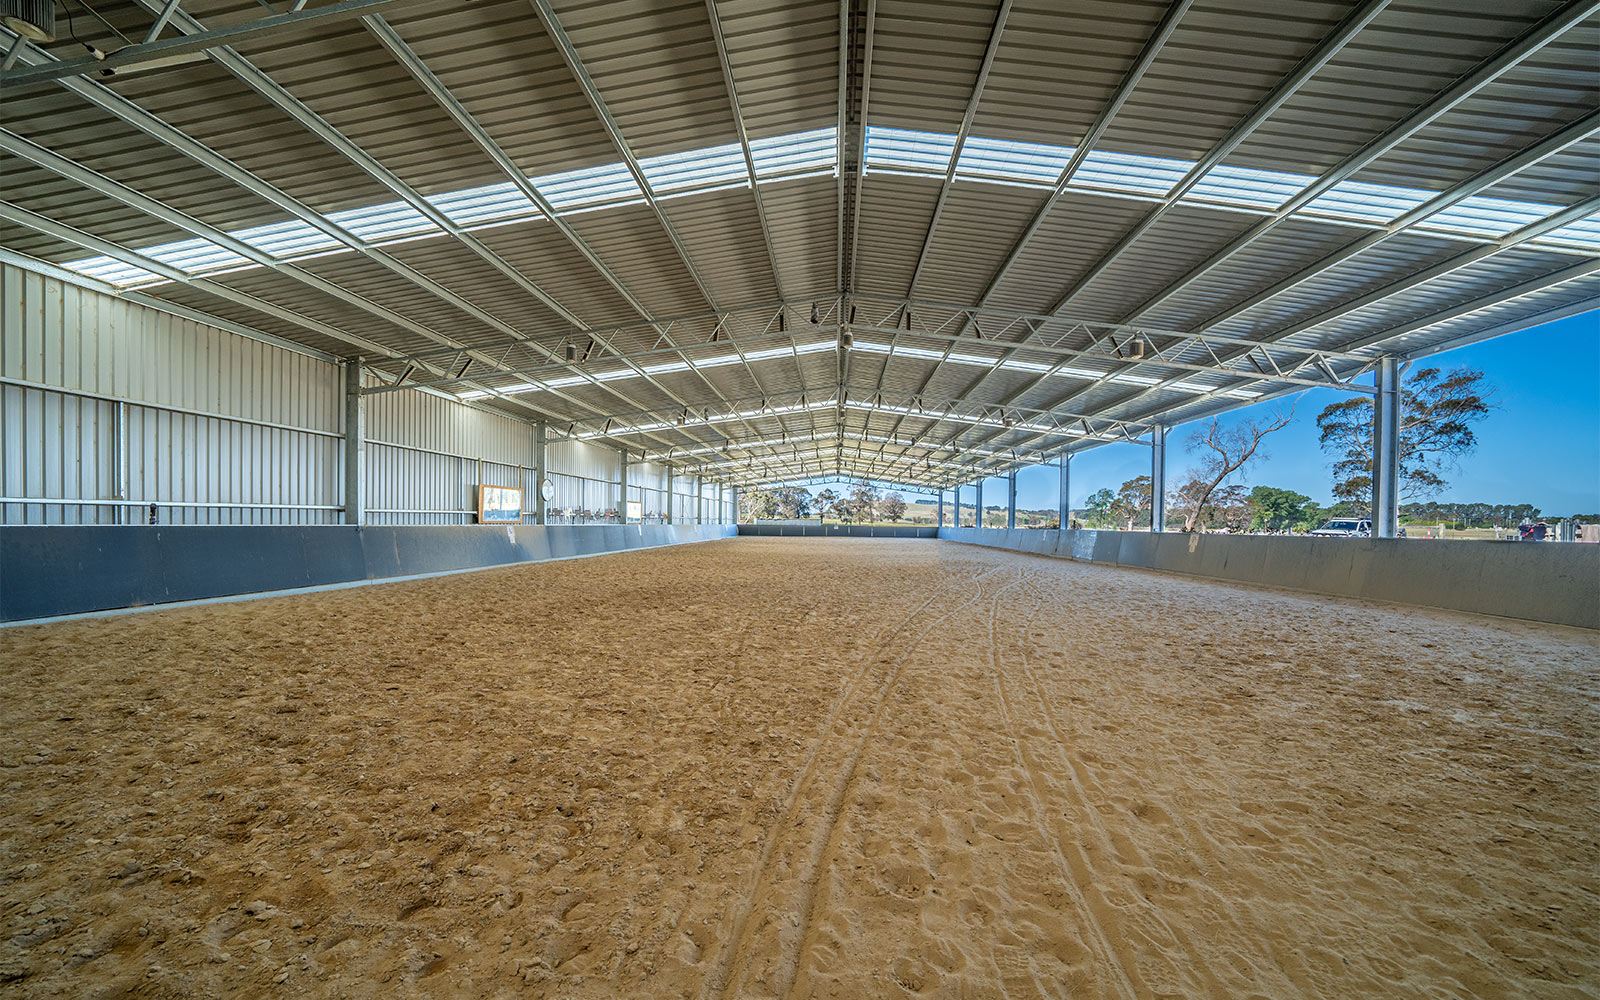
[889,344,945,361]
[864,126,957,176]
[327,201,439,243]
[751,127,837,179]
[428,181,542,228]
[1187,163,1311,211]
[1303,179,1431,226]
[955,135,1072,186]
[234,218,342,259]
[640,141,748,193]
[533,161,643,212]
[145,237,252,274]
[1072,149,1189,198]
[1420,195,1560,240]
[1530,213,1600,253]
[60,255,165,287]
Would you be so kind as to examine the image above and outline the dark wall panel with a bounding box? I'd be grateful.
[0,524,736,622]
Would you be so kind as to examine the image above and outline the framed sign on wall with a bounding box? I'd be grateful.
[478,484,523,523]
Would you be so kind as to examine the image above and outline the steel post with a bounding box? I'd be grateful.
[533,422,547,524]
[1150,424,1167,533]
[1373,356,1401,537]
[1058,452,1070,529]
[976,481,985,530]
[1007,471,1017,529]
[343,359,365,525]
[618,448,629,522]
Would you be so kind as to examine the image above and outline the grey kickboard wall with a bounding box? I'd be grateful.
[939,527,1600,630]
[0,524,736,622]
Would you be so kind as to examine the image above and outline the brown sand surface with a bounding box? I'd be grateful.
[1,537,1597,999]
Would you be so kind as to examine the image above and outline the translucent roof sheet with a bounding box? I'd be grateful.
[750,127,838,179]
[1072,149,1188,199]
[955,135,1072,187]
[61,124,1590,299]
[1532,214,1600,253]
[640,140,748,194]
[1188,163,1311,211]
[1303,179,1432,225]
[864,126,957,176]
[63,127,844,288]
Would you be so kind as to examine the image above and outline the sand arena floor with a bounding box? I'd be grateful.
[1,537,1596,999]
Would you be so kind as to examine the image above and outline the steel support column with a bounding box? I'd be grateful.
[1058,452,1070,529]
[1150,425,1167,533]
[112,400,126,524]
[533,422,547,525]
[975,481,985,530]
[1007,471,1017,529]
[731,486,739,525]
[343,359,365,525]
[665,466,675,524]
[618,449,629,523]
[1373,357,1401,538]
[937,490,945,528]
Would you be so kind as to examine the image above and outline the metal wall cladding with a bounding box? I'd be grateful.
[546,438,620,483]
[2,261,721,525]
[363,370,539,524]
[1,262,343,524]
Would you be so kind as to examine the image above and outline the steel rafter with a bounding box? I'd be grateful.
[881,0,1194,442]
[1044,0,1397,319]
[704,0,789,304]
[1113,0,1600,327]
[1159,111,1599,342]
[357,15,758,458]
[0,127,718,460]
[0,27,736,462]
[934,0,1388,423]
[946,190,1599,466]
[108,3,747,463]
[902,0,1014,297]
[699,448,965,490]
[0,0,437,88]
[547,384,1151,454]
[917,3,1597,468]
[1004,193,1600,457]
[0,201,583,429]
[524,0,785,449]
[844,0,877,297]
[960,255,1600,482]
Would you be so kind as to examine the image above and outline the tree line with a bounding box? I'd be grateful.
[1073,364,1541,533]
[737,365,1569,533]
[740,482,908,524]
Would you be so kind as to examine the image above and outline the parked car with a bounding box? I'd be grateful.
[1310,518,1371,537]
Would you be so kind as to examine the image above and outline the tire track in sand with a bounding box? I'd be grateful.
[772,568,1035,1000]
[984,567,1142,1000]
[1003,569,1232,997]
[700,560,1007,1000]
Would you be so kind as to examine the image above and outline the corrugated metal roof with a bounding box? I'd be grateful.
[2,0,1594,488]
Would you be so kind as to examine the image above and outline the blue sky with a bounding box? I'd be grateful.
[823,309,1600,517]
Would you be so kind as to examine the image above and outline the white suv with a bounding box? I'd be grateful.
[1310,518,1371,537]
